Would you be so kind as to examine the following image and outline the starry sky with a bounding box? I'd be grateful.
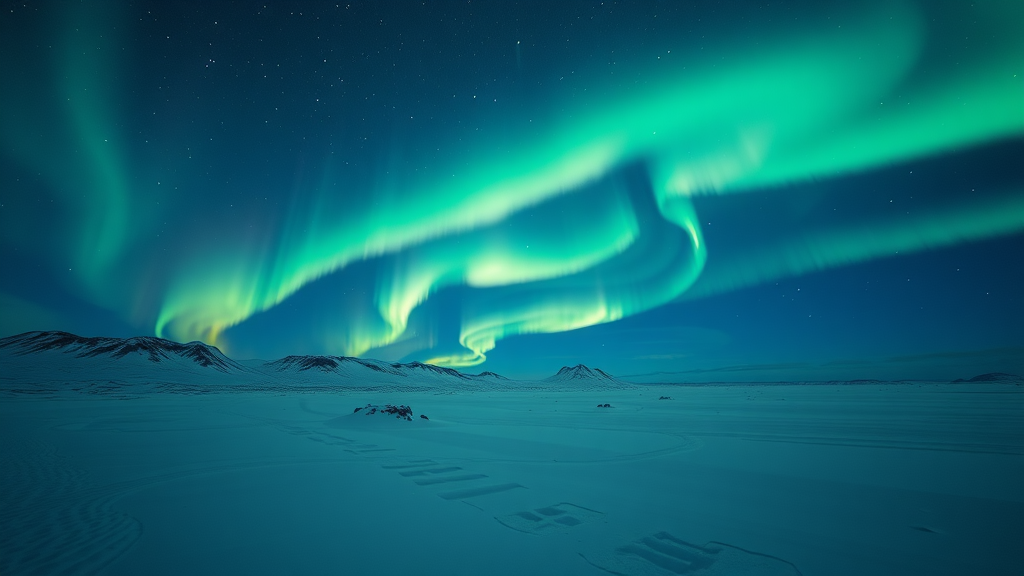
[1,0,1022,380]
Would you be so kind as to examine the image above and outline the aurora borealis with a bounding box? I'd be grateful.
[1,1,1021,378]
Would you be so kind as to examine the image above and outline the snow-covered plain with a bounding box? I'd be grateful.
[1,333,1022,575]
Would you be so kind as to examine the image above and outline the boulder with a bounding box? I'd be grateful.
[354,403,414,421]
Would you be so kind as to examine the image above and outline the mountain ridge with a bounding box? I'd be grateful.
[0,330,244,373]
[0,331,634,387]
[0,330,494,383]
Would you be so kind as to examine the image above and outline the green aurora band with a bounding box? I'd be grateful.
[0,2,138,307]
[2,1,1022,364]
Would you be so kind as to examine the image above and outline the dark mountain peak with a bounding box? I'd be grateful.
[548,364,616,381]
[177,342,233,369]
[474,371,508,380]
[0,330,240,372]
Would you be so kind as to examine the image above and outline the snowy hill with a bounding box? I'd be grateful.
[474,371,509,380]
[0,331,246,374]
[259,355,475,387]
[264,355,406,376]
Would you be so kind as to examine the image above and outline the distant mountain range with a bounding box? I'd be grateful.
[264,354,471,380]
[952,372,1023,383]
[7,331,1009,394]
[0,331,625,392]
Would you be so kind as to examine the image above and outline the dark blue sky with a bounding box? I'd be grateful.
[1,1,1021,379]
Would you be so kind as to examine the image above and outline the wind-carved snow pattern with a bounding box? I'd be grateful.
[580,532,803,576]
[496,502,605,534]
[321,408,531,502]
[0,438,142,575]
[296,409,610,540]
[391,462,489,487]
[381,458,521,500]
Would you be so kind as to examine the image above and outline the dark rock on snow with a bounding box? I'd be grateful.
[355,404,414,421]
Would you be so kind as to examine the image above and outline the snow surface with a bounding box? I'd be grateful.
[1,333,1023,575]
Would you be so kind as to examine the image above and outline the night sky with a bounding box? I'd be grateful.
[1,1,1021,379]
